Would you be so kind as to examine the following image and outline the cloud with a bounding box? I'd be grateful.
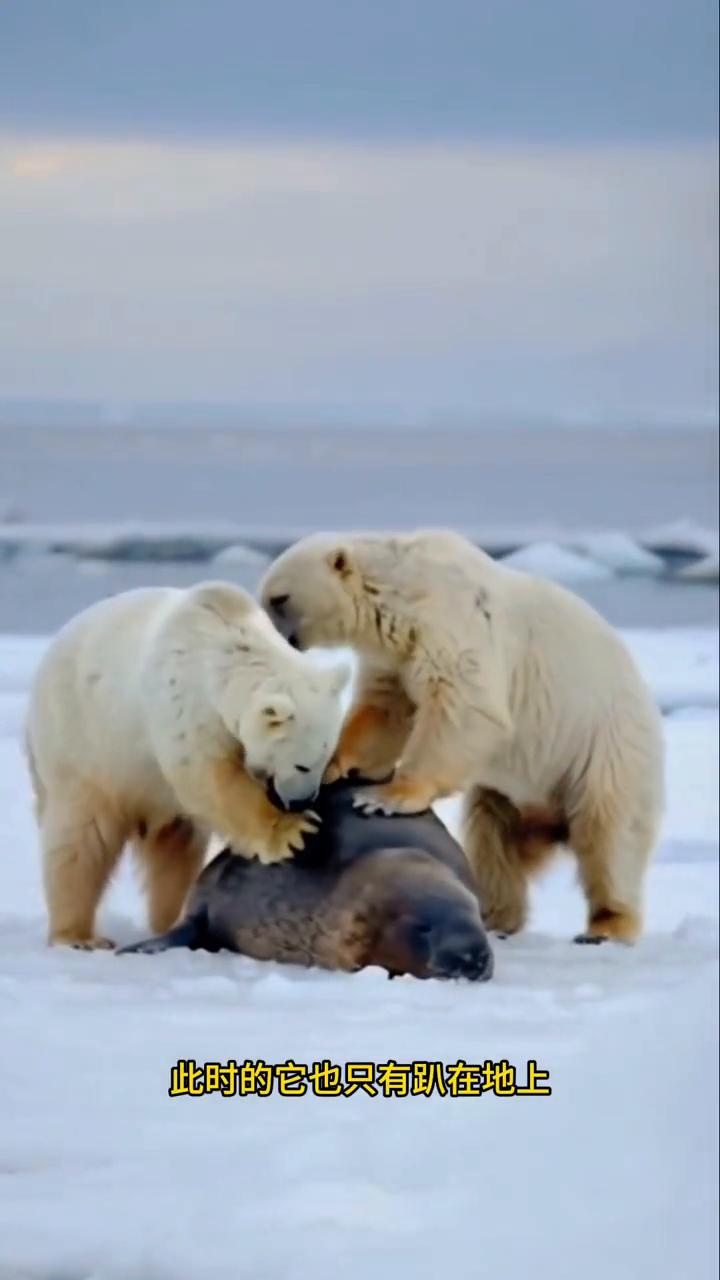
[1,0,716,143]
[0,135,716,420]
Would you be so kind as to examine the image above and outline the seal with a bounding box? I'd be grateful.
[118,779,493,981]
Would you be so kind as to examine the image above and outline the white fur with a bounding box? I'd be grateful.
[27,582,349,945]
[261,529,665,939]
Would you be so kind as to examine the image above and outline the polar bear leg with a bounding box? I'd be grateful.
[173,757,319,863]
[133,817,208,934]
[41,783,129,948]
[461,787,530,936]
[570,802,655,943]
[328,666,414,782]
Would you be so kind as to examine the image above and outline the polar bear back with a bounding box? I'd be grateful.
[260,528,663,816]
[27,588,186,801]
[400,538,662,800]
[27,581,349,822]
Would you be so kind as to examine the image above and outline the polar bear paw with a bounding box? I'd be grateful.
[50,932,116,951]
[352,775,435,817]
[256,809,321,863]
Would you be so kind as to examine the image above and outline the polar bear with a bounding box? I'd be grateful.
[26,582,350,948]
[260,529,665,943]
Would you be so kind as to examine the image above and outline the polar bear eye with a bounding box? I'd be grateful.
[295,764,310,774]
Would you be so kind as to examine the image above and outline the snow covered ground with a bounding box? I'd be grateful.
[0,630,717,1280]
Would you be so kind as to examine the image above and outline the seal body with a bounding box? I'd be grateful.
[119,781,493,982]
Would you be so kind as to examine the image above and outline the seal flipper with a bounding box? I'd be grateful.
[116,908,215,955]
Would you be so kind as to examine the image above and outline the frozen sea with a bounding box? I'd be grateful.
[0,423,718,632]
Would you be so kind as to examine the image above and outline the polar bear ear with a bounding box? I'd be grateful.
[192,581,254,623]
[326,547,354,579]
[261,693,295,730]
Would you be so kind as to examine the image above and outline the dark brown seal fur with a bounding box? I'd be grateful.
[118,779,493,981]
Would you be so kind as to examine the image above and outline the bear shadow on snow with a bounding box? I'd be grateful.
[118,778,494,983]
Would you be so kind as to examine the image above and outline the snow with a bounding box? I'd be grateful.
[501,541,614,582]
[212,543,272,568]
[1,519,717,583]
[0,630,717,1280]
[622,629,719,712]
[678,552,720,583]
[571,531,665,576]
[643,519,719,559]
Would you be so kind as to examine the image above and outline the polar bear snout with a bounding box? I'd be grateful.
[266,775,320,813]
[264,592,300,646]
[246,764,313,812]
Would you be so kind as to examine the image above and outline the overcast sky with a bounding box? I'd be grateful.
[0,0,717,423]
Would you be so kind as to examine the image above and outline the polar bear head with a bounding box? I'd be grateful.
[232,666,351,810]
[259,530,456,656]
[260,532,402,651]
